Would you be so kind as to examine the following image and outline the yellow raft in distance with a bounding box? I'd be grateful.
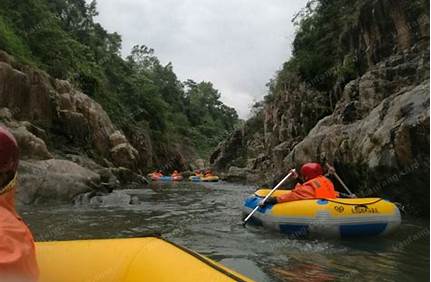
[202,175,220,182]
[189,175,220,182]
[36,237,252,282]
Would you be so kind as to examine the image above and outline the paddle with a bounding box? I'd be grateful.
[325,163,356,198]
[242,169,296,226]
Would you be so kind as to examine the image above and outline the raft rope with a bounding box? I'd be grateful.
[255,193,385,207]
[322,198,384,206]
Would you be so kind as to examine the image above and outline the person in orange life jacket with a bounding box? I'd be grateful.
[171,170,180,177]
[260,163,338,207]
[0,127,39,282]
[204,169,213,177]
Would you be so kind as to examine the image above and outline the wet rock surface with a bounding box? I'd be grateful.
[17,159,101,204]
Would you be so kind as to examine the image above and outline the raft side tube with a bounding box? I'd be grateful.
[36,237,253,282]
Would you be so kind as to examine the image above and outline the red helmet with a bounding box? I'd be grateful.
[0,127,19,174]
[300,163,323,180]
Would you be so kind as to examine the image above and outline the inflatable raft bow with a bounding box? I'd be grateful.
[36,236,252,282]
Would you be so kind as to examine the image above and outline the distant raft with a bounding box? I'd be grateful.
[243,189,401,238]
[36,237,252,282]
[189,175,220,182]
[151,175,184,181]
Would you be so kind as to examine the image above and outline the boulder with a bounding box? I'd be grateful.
[16,159,101,204]
[64,154,104,171]
[110,143,139,169]
[88,191,133,207]
[57,110,91,144]
[109,130,128,147]
[0,107,13,121]
[5,124,52,160]
[225,166,248,182]
[73,190,140,207]
[109,167,148,185]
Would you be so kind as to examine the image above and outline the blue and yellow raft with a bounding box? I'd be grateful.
[243,189,401,237]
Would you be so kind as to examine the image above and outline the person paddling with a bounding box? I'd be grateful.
[204,169,213,177]
[0,127,39,281]
[260,162,338,207]
[171,170,180,177]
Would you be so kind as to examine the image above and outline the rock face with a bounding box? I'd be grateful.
[211,0,429,216]
[0,54,139,170]
[0,50,153,203]
[0,48,200,203]
[8,124,52,160]
[17,159,101,204]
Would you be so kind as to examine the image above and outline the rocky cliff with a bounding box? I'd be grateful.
[0,50,190,204]
[210,0,430,216]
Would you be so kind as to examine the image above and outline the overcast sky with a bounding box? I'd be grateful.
[93,0,308,118]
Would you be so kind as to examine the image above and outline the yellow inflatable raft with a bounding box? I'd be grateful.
[202,175,220,182]
[243,189,401,237]
[189,175,220,182]
[36,237,252,282]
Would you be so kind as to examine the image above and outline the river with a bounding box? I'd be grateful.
[19,182,429,282]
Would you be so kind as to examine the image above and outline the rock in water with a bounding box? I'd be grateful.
[17,159,101,204]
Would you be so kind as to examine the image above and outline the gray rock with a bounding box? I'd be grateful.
[16,159,101,204]
[110,167,148,185]
[7,125,52,160]
[109,130,128,147]
[110,143,139,170]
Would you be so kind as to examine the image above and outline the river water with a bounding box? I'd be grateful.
[19,182,429,281]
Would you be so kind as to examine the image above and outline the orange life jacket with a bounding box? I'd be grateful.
[0,175,39,281]
[305,175,337,198]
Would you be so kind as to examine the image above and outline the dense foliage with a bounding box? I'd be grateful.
[287,0,426,90]
[0,0,238,159]
[259,0,428,124]
[260,0,365,112]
